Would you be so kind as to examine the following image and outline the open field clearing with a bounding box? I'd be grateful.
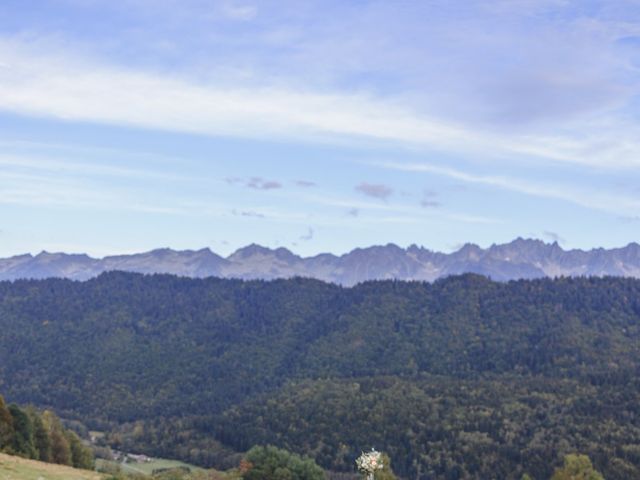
[0,453,106,480]
[96,457,207,476]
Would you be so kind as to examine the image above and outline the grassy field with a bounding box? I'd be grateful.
[0,452,107,480]
[0,451,234,480]
[96,457,206,476]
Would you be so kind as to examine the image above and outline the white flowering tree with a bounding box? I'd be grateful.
[356,449,384,480]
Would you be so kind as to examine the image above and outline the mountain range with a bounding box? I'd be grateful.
[2,238,640,285]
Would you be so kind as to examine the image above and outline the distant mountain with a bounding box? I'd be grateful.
[2,238,640,285]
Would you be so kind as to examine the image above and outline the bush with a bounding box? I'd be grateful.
[242,445,325,480]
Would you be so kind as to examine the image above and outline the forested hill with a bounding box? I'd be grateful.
[2,273,640,479]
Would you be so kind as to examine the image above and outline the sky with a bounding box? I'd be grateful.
[1,0,640,258]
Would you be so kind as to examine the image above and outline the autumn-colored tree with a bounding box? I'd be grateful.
[550,454,604,480]
[0,395,14,451]
[27,407,52,462]
[66,429,94,469]
[374,452,397,480]
[42,410,71,465]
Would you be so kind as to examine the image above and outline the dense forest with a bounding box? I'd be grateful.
[1,272,640,478]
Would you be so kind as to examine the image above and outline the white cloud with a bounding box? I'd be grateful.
[1,38,640,170]
[221,3,258,20]
[0,39,465,146]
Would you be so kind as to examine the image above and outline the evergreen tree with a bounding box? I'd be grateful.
[7,404,36,458]
[28,407,52,462]
[66,429,94,469]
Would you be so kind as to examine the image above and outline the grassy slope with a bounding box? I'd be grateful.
[0,452,106,480]
[96,458,205,475]
[95,458,238,479]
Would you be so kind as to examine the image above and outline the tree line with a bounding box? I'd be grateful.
[0,393,94,469]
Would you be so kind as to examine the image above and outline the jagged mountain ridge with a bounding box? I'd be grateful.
[2,238,640,285]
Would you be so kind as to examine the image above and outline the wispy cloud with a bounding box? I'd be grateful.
[2,36,640,171]
[226,176,282,190]
[355,182,393,200]
[379,161,640,216]
[221,3,258,21]
[232,209,265,218]
[0,171,189,215]
[543,230,565,244]
[295,180,316,187]
[247,177,282,190]
[0,167,235,217]
[0,153,193,182]
[0,39,465,149]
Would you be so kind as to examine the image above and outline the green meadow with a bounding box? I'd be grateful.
[96,457,206,476]
[0,452,106,480]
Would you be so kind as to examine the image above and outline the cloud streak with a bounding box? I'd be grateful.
[2,35,640,171]
[232,209,265,218]
[247,177,282,190]
[226,176,283,190]
[295,180,316,187]
[0,153,193,182]
[221,3,258,21]
[379,161,640,217]
[0,171,191,215]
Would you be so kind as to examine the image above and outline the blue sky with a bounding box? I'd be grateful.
[1,0,640,257]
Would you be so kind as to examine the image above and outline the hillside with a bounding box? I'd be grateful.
[2,273,640,478]
[2,238,640,285]
[0,452,105,480]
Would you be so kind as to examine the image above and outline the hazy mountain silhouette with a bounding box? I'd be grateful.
[2,238,640,285]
